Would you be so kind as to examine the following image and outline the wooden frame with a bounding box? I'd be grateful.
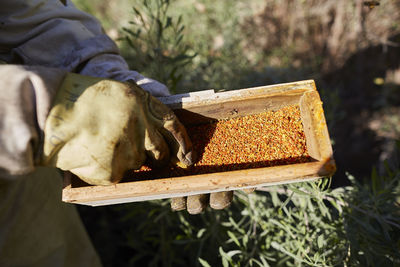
[62,80,336,206]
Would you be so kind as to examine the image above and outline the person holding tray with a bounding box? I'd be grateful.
[0,0,233,266]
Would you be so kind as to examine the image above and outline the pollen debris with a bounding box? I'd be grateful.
[127,105,312,180]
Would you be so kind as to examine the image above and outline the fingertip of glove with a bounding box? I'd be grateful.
[187,194,208,215]
[209,191,234,210]
[171,197,187,211]
[180,150,196,167]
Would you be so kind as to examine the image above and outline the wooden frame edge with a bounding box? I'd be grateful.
[62,79,336,206]
[63,160,334,206]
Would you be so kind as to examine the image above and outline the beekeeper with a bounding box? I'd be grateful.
[0,0,233,266]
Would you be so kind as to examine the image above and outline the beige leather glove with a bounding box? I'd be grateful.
[42,73,193,185]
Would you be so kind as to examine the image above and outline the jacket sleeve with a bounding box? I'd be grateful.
[0,65,67,180]
[0,1,172,179]
[0,0,169,95]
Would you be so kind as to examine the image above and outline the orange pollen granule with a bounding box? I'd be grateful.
[127,105,311,180]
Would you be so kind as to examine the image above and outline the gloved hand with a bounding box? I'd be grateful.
[41,73,194,185]
[170,189,256,214]
[171,192,234,214]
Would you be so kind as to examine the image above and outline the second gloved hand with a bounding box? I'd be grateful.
[42,73,194,185]
[171,189,255,215]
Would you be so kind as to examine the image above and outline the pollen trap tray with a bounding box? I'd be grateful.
[62,80,336,206]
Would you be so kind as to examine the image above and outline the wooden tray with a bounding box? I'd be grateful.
[62,80,336,206]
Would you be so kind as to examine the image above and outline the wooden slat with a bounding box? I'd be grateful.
[299,91,335,171]
[159,79,316,109]
[63,160,334,206]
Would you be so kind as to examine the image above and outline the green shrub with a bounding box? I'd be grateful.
[100,163,399,267]
[121,0,196,93]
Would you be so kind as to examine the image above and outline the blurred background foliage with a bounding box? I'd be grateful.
[73,0,400,266]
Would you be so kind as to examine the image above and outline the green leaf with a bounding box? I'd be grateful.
[249,258,264,267]
[220,247,230,267]
[227,231,241,247]
[177,25,185,34]
[198,257,211,267]
[226,250,242,258]
[259,255,270,267]
[270,190,281,207]
[317,234,324,249]
[132,7,141,16]
[289,186,310,197]
[271,242,304,263]
[176,34,183,45]
[177,14,182,25]
[242,234,249,248]
[280,191,294,210]
[197,228,206,238]
[165,16,172,28]
[132,7,147,28]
